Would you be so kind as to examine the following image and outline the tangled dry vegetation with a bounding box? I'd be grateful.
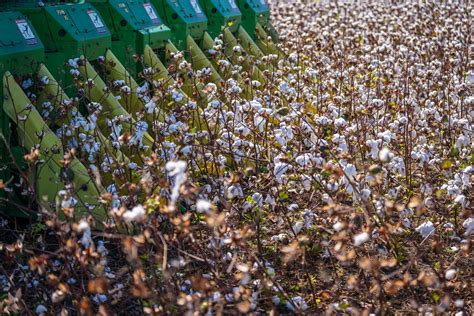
[1,0,473,314]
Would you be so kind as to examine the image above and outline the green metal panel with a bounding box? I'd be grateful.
[17,3,111,82]
[90,0,171,75]
[0,11,44,217]
[0,12,44,77]
[236,0,269,38]
[198,0,241,38]
[150,0,208,50]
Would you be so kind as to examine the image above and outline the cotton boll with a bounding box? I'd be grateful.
[455,299,464,308]
[165,160,187,203]
[253,114,266,132]
[322,193,333,204]
[251,192,263,206]
[454,194,466,207]
[361,188,371,201]
[252,80,261,87]
[334,117,347,127]
[68,58,79,68]
[292,221,304,235]
[265,194,276,206]
[77,219,92,248]
[343,164,357,181]
[455,134,469,149]
[35,304,47,315]
[462,218,473,235]
[227,184,244,199]
[97,240,108,256]
[92,294,108,304]
[271,233,289,242]
[316,115,330,125]
[445,269,457,280]
[301,174,312,191]
[122,205,146,223]
[145,100,157,113]
[379,147,393,162]
[295,153,313,167]
[274,162,292,183]
[288,203,298,212]
[415,221,435,238]
[286,296,308,312]
[353,232,370,246]
[196,200,212,213]
[210,100,221,109]
[333,221,344,232]
[366,139,381,160]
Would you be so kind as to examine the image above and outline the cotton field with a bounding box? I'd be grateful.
[0,0,472,314]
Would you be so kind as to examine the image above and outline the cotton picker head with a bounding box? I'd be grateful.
[0,0,279,226]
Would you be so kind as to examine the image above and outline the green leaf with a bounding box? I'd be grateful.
[275,107,289,115]
[441,159,452,169]
[369,165,383,174]
[432,291,441,303]
[278,191,289,200]
[339,302,350,310]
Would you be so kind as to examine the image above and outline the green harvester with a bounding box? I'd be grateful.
[0,0,279,223]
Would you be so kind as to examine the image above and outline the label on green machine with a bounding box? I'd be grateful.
[87,10,107,33]
[143,3,160,25]
[16,19,37,44]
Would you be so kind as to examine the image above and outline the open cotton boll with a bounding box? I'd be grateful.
[334,117,347,127]
[353,232,370,246]
[274,162,292,183]
[379,147,393,162]
[341,163,357,194]
[227,184,244,199]
[251,192,263,206]
[145,100,157,114]
[366,139,381,160]
[196,200,212,213]
[251,80,261,87]
[122,205,146,223]
[271,233,289,242]
[295,153,313,167]
[77,219,92,248]
[445,269,457,280]
[333,221,344,232]
[415,221,435,238]
[292,221,304,235]
[165,160,187,176]
[35,304,47,315]
[92,294,108,304]
[454,194,466,207]
[301,174,312,191]
[462,218,473,235]
[361,188,371,201]
[343,164,357,181]
[265,194,276,206]
[97,240,108,256]
[286,296,308,312]
[253,114,266,132]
